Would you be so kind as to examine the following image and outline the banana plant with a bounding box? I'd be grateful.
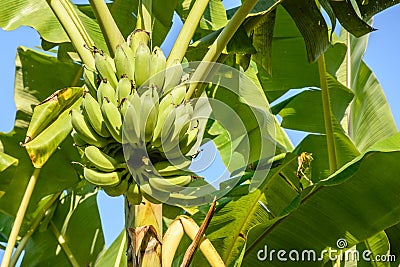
[0,0,399,266]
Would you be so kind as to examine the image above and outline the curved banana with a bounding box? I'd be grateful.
[82,92,110,137]
[101,98,123,143]
[70,109,109,147]
[149,47,166,90]
[149,175,192,192]
[116,77,133,104]
[163,60,183,94]
[94,51,118,89]
[152,160,192,176]
[125,182,142,205]
[97,79,117,105]
[179,127,199,155]
[128,29,150,56]
[122,92,141,144]
[83,167,123,187]
[134,42,151,87]
[151,94,174,147]
[140,88,159,142]
[103,176,129,197]
[84,145,124,172]
[114,43,135,81]
[170,83,187,106]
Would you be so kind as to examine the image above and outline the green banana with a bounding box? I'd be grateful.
[94,51,118,89]
[114,43,135,81]
[103,176,129,197]
[152,160,192,176]
[84,145,124,172]
[125,182,142,205]
[179,127,199,155]
[128,29,150,56]
[70,109,109,147]
[163,60,183,94]
[97,79,117,106]
[82,92,110,137]
[101,98,123,143]
[140,88,159,142]
[83,167,123,187]
[83,67,98,95]
[159,106,178,153]
[148,175,192,192]
[169,84,187,106]
[152,94,175,147]
[149,47,166,90]
[134,42,151,87]
[122,92,141,144]
[71,130,87,147]
[116,77,133,104]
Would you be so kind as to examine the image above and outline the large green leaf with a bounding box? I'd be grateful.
[192,154,301,267]
[0,0,108,52]
[243,135,400,266]
[0,47,82,235]
[21,184,105,266]
[95,229,127,267]
[272,74,353,134]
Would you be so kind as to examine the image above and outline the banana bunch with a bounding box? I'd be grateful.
[72,29,201,204]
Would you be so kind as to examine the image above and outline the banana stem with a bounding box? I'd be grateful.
[185,0,259,100]
[166,0,211,66]
[1,168,41,267]
[9,193,61,267]
[49,221,80,267]
[89,0,124,57]
[46,0,95,69]
[317,54,338,173]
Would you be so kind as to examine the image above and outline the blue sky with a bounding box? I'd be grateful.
[0,0,399,260]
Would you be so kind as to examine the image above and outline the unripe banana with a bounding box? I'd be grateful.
[116,77,133,104]
[149,47,166,90]
[152,160,192,176]
[170,84,187,106]
[70,109,109,147]
[125,182,142,205]
[140,183,170,204]
[179,127,199,155]
[140,88,159,142]
[171,103,192,142]
[71,130,87,147]
[83,67,98,95]
[128,29,150,56]
[152,94,174,147]
[134,42,151,87]
[114,43,135,81]
[103,176,129,197]
[159,107,177,152]
[97,79,117,106]
[101,98,123,143]
[82,92,110,138]
[84,145,124,172]
[122,92,141,144]
[163,60,183,94]
[83,167,123,187]
[94,51,118,89]
[149,175,192,192]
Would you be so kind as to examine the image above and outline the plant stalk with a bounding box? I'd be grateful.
[9,193,61,267]
[185,0,259,100]
[46,0,95,69]
[89,0,124,57]
[136,0,153,39]
[166,0,211,66]
[317,54,338,173]
[49,221,80,267]
[1,168,41,267]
